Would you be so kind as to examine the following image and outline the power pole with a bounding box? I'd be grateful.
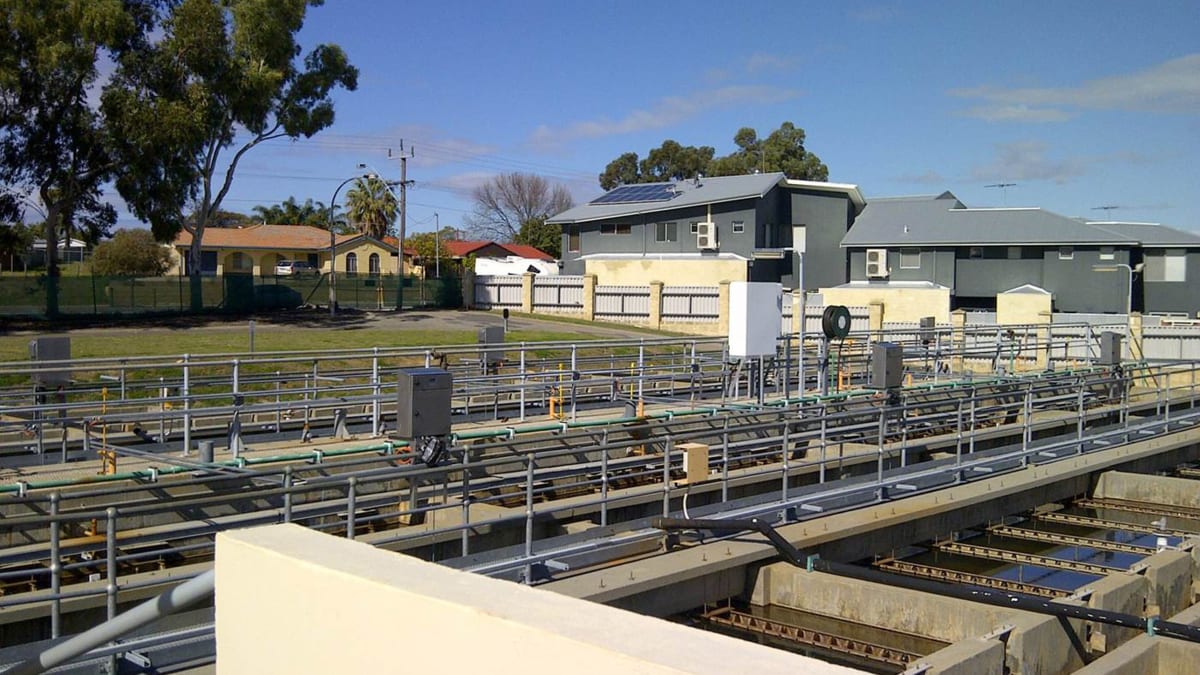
[390,143,415,312]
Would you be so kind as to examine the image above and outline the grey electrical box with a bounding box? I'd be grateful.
[919,316,936,343]
[397,368,452,439]
[477,326,506,366]
[1098,331,1122,365]
[29,336,71,386]
[869,342,904,390]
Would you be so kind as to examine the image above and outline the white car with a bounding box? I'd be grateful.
[274,260,316,277]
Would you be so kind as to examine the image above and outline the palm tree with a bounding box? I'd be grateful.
[345,177,398,240]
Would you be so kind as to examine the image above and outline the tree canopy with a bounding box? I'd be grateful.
[91,228,172,276]
[515,218,562,259]
[0,0,154,313]
[345,176,397,240]
[103,0,358,309]
[598,122,828,190]
[406,226,458,276]
[251,198,338,229]
[465,173,573,243]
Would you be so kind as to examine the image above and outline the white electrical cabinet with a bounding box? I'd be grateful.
[728,281,782,358]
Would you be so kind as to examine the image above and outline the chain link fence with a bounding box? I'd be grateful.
[0,273,462,317]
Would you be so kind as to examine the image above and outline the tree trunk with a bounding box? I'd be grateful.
[43,203,61,318]
[188,235,204,312]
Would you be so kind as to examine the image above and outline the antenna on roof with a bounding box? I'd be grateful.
[1092,205,1122,212]
[984,182,1016,206]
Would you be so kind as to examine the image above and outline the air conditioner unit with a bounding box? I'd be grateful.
[696,222,717,250]
[866,248,889,278]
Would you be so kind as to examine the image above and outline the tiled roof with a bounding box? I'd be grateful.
[501,243,555,261]
[174,225,399,252]
[441,240,554,260]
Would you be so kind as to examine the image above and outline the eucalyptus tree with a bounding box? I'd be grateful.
[104,0,358,310]
[0,0,156,314]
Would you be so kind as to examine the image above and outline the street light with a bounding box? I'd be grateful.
[1093,262,1144,316]
[329,173,369,317]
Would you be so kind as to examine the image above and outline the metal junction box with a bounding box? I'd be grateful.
[397,368,452,439]
[1098,331,1122,366]
[478,326,506,366]
[29,336,71,386]
[728,281,782,358]
[919,316,936,343]
[869,342,904,390]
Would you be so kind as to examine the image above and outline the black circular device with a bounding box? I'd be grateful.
[822,305,852,339]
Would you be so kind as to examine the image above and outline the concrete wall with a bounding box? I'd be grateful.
[919,637,1005,675]
[1085,573,1149,653]
[584,257,746,286]
[1073,596,1200,674]
[997,291,1052,325]
[1094,471,1200,509]
[819,284,951,323]
[749,565,1082,674]
[216,525,860,675]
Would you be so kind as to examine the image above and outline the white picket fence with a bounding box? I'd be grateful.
[473,275,523,310]
[594,285,650,321]
[662,286,719,324]
[531,275,584,313]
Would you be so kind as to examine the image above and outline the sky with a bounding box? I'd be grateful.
[112,0,1200,237]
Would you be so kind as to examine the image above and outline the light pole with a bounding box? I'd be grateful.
[329,174,367,317]
[1093,262,1144,316]
[434,212,440,279]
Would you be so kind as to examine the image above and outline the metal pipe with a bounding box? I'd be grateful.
[2,570,215,675]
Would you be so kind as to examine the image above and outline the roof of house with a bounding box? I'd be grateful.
[174,224,399,252]
[841,193,1136,247]
[1088,222,1200,247]
[381,237,418,257]
[547,173,865,225]
[441,240,554,260]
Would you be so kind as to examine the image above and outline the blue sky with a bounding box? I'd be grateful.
[119,0,1200,237]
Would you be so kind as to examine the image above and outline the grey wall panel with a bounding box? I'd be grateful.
[792,190,853,291]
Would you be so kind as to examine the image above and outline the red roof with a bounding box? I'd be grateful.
[382,236,418,257]
[441,239,554,260]
[174,224,398,252]
[501,243,555,261]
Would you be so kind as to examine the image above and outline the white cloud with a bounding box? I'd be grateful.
[952,53,1200,122]
[960,105,1074,123]
[895,170,947,185]
[528,85,801,151]
[848,5,899,22]
[970,140,1086,184]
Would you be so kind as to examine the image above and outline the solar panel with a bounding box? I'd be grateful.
[590,183,679,205]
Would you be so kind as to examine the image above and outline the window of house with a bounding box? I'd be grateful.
[1058,246,1074,260]
[567,229,580,253]
[1145,250,1187,282]
[346,252,358,275]
[368,253,380,276]
[1099,247,1116,261]
[655,222,677,243]
[899,248,921,269]
[1008,246,1022,259]
[600,223,631,235]
[732,221,745,234]
[690,221,700,234]
[968,247,983,259]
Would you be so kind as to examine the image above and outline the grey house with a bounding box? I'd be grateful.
[549,173,865,290]
[841,192,1200,315]
[1088,221,1200,315]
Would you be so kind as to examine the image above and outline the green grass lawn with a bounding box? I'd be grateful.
[0,327,615,363]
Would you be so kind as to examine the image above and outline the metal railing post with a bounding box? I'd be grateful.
[524,453,535,584]
[50,492,61,639]
[346,477,357,539]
